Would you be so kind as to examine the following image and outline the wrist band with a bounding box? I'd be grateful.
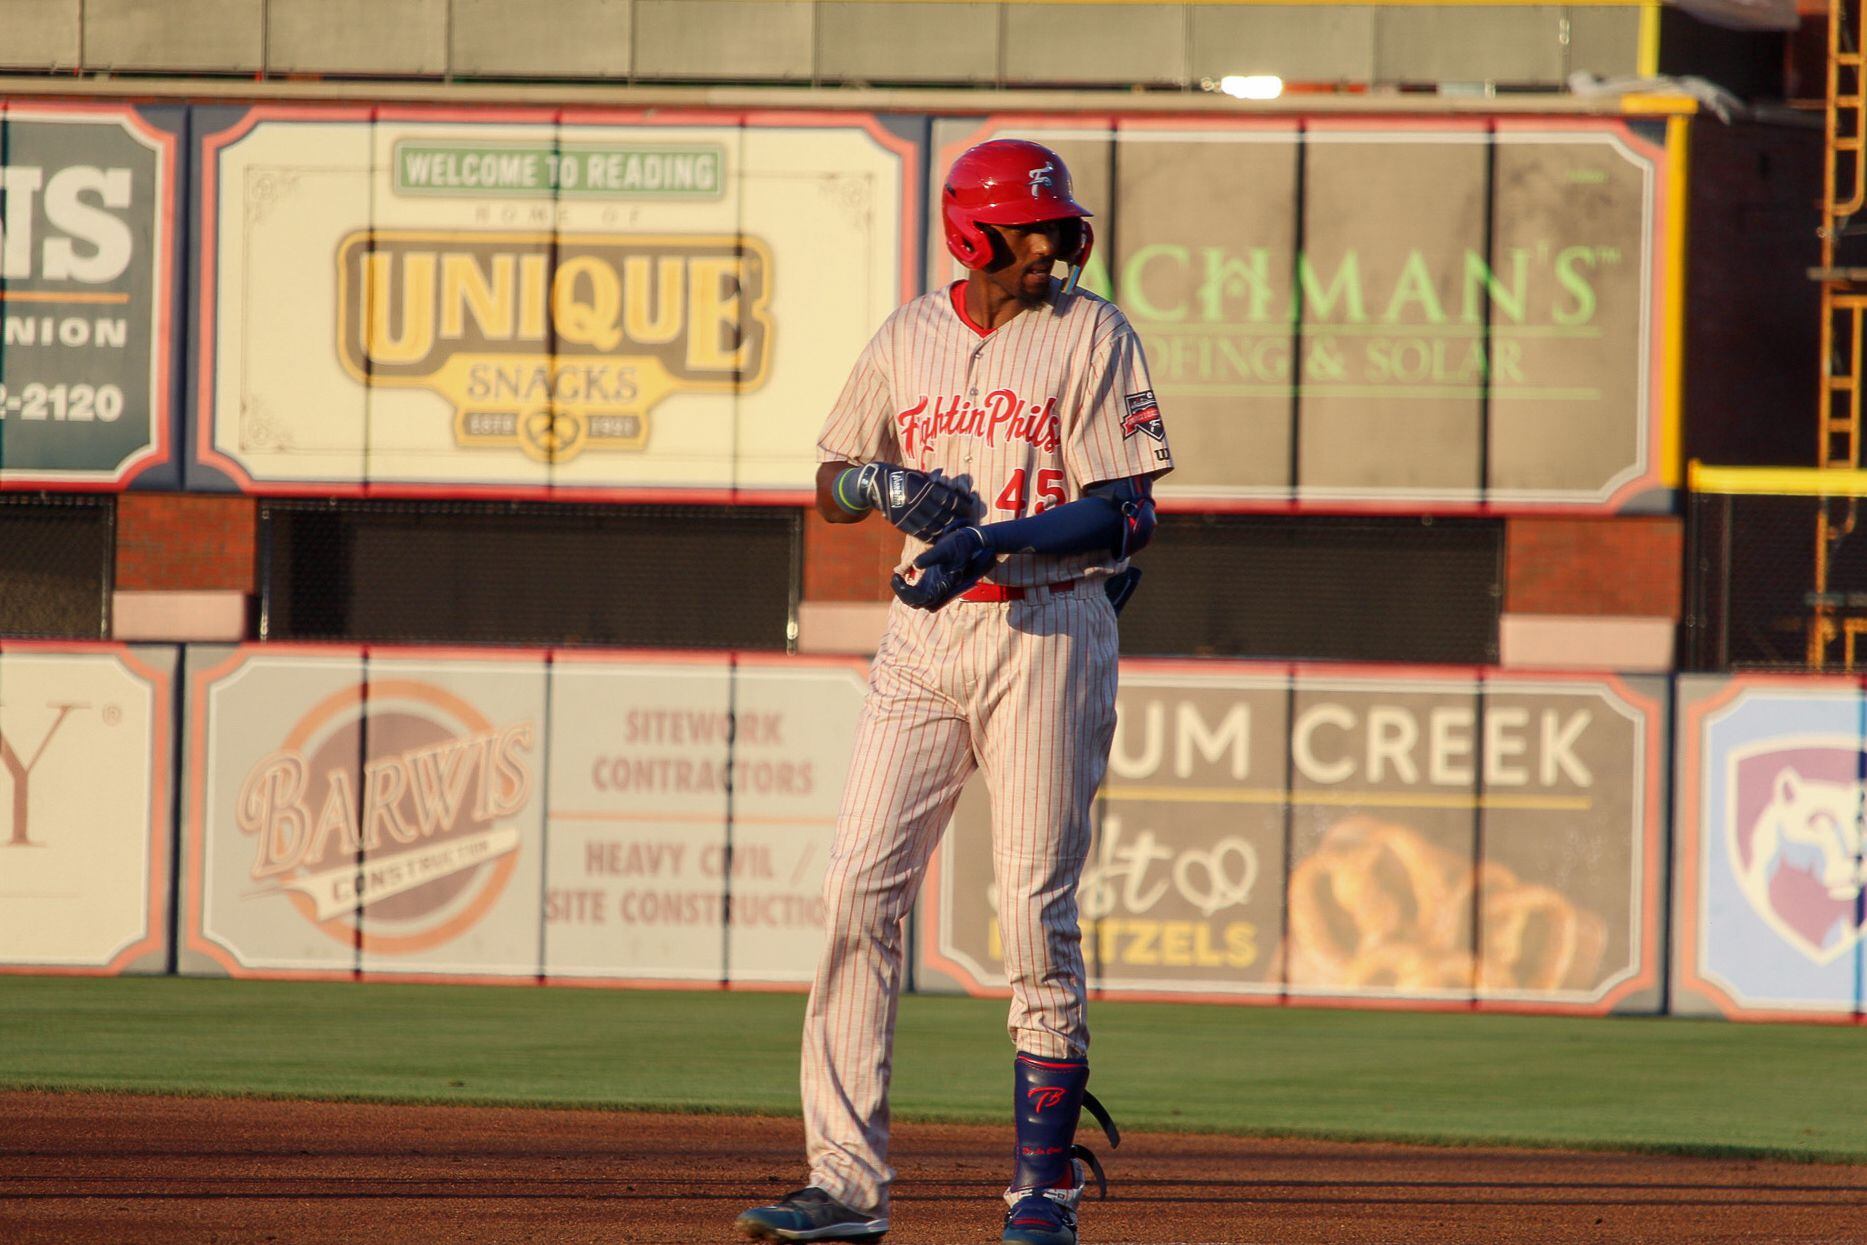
[832,467,872,516]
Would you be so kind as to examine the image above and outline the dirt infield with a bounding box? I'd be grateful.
[2,1092,1863,1244]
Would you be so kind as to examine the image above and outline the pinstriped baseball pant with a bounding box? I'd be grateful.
[801,588,1120,1215]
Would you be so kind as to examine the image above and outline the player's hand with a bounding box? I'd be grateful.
[857,463,983,542]
[891,527,997,611]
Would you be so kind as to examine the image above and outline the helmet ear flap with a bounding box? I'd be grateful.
[943,197,994,270]
[1060,219,1095,295]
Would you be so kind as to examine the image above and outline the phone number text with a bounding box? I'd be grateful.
[0,383,127,422]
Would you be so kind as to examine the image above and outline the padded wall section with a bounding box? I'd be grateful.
[928,115,1674,513]
[0,644,176,975]
[1673,676,1867,1021]
[449,0,633,78]
[633,0,814,81]
[189,106,911,499]
[83,0,264,73]
[181,646,369,976]
[266,0,449,76]
[178,644,866,984]
[0,0,81,69]
[0,102,185,490]
[3,2,1657,85]
[919,664,1667,1014]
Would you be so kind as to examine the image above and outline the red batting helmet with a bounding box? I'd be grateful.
[942,139,1094,274]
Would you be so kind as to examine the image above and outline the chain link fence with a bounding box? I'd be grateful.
[0,495,114,639]
[1682,483,1867,671]
[260,499,799,649]
[1121,515,1503,664]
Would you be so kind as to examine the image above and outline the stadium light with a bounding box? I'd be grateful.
[1218,74,1284,101]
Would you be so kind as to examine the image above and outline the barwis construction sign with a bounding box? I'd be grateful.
[185,651,548,976]
[194,109,910,495]
[180,648,865,983]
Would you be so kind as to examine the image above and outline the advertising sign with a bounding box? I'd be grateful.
[183,647,548,977]
[0,645,173,973]
[181,646,861,985]
[1674,677,1866,1018]
[543,655,735,981]
[921,666,1664,1012]
[930,117,1670,512]
[192,107,913,497]
[543,655,863,984]
[0,104,180,487]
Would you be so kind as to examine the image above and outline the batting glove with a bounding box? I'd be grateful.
[852,462,983,542]
[891,526,997,611]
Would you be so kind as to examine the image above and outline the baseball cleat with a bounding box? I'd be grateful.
[735,1186,889,1242]
[1001,1193,1077,1245]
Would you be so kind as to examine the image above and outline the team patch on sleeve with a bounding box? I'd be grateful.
[1122,390,1165,442]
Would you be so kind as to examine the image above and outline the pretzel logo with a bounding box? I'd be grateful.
[1284,816,1606,993]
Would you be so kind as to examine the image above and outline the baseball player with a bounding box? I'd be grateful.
[738,138,1171,1245]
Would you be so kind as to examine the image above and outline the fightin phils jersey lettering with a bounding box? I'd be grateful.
[818,281,1175,588]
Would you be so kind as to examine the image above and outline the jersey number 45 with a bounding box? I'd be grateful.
[996,468,1067,514]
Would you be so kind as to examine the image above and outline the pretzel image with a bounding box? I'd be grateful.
[1285,816,1607,993]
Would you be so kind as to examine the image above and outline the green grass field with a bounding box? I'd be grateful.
[2,977,1861,1163]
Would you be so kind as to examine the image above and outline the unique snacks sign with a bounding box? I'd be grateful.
[1674,678,1867,1017]
[193,108,910,495]
[0,105,178,486]
[0,647,172,972]
[930,118,1669,511]
[921,669,1665,1012]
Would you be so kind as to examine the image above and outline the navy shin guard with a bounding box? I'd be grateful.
[1009,1053,1120,1206]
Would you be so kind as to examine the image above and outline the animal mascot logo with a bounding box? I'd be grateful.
[1727,742,1867,965]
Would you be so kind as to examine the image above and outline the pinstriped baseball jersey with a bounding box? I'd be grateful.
[789,279,1171,1221]
[818,280,1174,587]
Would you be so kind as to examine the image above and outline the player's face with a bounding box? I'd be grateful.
[984,218,1082,304]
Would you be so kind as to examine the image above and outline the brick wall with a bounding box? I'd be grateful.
[115,494,257,592]
[1504,516,1682,617]
[802,511,1687,619]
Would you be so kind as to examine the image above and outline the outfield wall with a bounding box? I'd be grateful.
[175,645,868,984]
[0,643,175,975]
[14,645,1867,1023]
[0,642,1696,1014]
[1671,675,1867,1023]
[0,95,1685,514]
[917,666,1668,1014]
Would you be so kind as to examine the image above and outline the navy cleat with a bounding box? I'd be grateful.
[1002,1192,1078,1245]
[735,1186,889,1243]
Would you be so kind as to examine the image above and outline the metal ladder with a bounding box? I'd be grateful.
[1811,0,1867,665]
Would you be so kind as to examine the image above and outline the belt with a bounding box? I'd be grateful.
[958,579,1080,603]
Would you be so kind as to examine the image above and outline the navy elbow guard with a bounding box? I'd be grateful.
[1084,477,1156,560]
